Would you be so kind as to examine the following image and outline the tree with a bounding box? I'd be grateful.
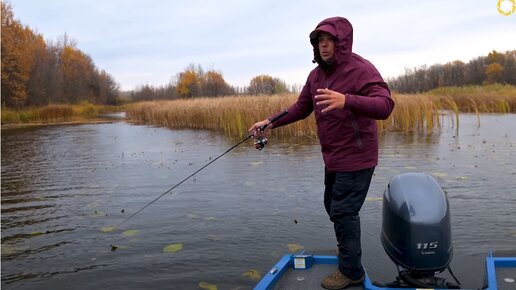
[1,1,37,106]
[1,2,120,107]
[248,75,274,95]
[201,70,233,97]
[485,63,504,84]
[248,75,289,95]
[93,70,120,104]
[60,45,96,103]
[26,34,52,105]
[176,69,200,98]
[389,50,516,92]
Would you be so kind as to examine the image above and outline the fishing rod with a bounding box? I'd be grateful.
[114,110,288,229]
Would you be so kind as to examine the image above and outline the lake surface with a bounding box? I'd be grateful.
[1,114,515,289]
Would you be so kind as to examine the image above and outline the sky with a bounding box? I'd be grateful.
[8,0,516,91]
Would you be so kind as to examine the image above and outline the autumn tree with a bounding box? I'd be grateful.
[248,75,288,95]
[130,84,177,101]
[26,36,54,105]
[176,69,200,98]
[1,1,40,107]
[389,50,516,93]
[93,69,121,105]
[201,70,233,97]
[60,45,96,103]
[1,2,120,106]
[174,64,233,98]
[485,63,504,84]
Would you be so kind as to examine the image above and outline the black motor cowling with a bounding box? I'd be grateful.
[381,173,453,275]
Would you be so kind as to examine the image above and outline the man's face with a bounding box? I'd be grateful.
[318,32,335,62]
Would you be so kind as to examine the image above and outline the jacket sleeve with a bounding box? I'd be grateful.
[344,82,395,120]
[268,79,314,128]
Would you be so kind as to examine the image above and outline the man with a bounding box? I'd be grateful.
[249,16,394,289]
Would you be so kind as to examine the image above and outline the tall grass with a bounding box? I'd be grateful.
[380,94,440,134]
[424,84,516,113]
[126,93,441,137]
[1,102,121,126]
[126,94,316,138]
[5,84,513,135]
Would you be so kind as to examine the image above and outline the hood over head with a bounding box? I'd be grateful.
[310,17,353,68]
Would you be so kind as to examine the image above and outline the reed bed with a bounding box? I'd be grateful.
[1,103,121,125]
[5,84,513,135]
[126,94,316,138]
[126,93,441,137]
[424,84,516,113]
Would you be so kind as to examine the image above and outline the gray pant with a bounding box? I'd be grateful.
[324,167,375,280]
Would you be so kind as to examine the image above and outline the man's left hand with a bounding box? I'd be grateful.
[315,88,346,113]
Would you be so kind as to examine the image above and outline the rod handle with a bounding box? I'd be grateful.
[259,110,288,131]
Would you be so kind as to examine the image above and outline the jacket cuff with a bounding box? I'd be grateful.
[344,93,357,110]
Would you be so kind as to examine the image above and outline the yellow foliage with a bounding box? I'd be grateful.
[176,70,200,98]
[485,63,504,84]
[1,2,45,107]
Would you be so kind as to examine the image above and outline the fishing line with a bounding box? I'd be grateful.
[113,110,288,229]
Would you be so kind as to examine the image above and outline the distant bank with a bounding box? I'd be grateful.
[2,85,515,136]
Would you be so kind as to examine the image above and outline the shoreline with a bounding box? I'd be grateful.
[1,119,125,130]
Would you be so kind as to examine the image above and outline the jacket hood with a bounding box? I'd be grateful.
[310,17,353,68]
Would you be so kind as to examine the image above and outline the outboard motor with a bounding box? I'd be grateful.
[380,173,460,288]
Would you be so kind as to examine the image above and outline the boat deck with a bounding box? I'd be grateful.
[256,251,516,290]
[273,263,363,290]
[495,267,515,290]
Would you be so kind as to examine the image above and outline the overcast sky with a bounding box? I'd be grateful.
[9,0,516,91]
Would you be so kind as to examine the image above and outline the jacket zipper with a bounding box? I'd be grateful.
[350,113,363,149]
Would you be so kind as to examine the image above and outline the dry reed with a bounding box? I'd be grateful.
[126,92,442,137]
[424,84,516,113]
[1,103,121,125]
[126,94,316,138]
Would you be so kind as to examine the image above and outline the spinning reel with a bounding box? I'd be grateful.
[254,136,268,150]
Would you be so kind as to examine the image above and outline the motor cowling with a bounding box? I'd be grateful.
[381,173,453,275]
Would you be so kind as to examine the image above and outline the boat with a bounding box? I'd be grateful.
[254,173,516,290]
[255,252,516,290]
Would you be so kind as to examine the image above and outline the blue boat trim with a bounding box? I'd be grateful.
[484,252,516,290]
[255,253,516,290]
[254,255,291,290]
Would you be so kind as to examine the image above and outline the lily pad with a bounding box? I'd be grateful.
[244,181,256,187]
[93,210,106,217]
[287,243,304,253]
[198,282,217,290]
[250,161,263,166]
[187,213,200,219]
[206,234,221,241]
[430,171,448,177]
[163,243,183,253]
[110,244,127,251]
[30,231,46,237]
[1,244,28,256]
[365,197,383,202]
[243,269,261,282]
[121,230,139,237]
[101,226,116,233]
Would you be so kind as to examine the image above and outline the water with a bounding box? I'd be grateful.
[1,114,515,289]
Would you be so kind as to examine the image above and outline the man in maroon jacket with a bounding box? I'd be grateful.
[249,16,394,289]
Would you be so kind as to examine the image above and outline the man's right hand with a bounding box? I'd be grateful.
[248,119,272,137]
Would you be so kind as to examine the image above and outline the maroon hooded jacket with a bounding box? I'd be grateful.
[270,17,394,172]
